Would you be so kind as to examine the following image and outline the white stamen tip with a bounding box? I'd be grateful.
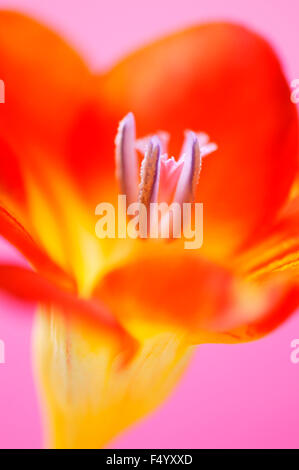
[115,112,138,204]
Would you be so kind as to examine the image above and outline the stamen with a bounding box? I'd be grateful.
[179,131,208,160]
[173,131,202,204]
[115,112,138,204]
[174,132,217,204]
[114,113,217,241]
[138,137,162,207]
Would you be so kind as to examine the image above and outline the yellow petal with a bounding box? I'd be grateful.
[33,305,192,449]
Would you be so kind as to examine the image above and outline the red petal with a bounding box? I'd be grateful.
[0,206,75,290]
[0,11,115,206]
[234,196,299,280]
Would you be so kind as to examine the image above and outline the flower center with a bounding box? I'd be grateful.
[115,112,216,206]
[115,112,217,237]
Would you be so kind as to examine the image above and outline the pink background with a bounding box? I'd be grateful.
[0,0,299,449]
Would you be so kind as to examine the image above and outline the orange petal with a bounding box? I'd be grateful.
[102,23,298,257]
[0,10,89,154]
[0,10,115,204]
[93,247,231,337]
[93,243,299,344]
[0,264,133,353]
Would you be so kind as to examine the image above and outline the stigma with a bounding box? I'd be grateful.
[115,112,217,209]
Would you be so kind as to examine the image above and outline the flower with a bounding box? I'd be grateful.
[0,11,298,448]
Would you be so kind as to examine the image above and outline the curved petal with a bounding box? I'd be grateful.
[217,282,299,344]
[93,243,299,344]
[214,195,299,339]
[0,206,75,290]
[0,264,133,355]
[102,23,298,257]
[234,196,299,280]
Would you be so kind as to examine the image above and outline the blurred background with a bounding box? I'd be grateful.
[0,0,299,449]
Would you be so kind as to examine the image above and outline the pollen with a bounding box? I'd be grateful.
[138,137,161,207]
